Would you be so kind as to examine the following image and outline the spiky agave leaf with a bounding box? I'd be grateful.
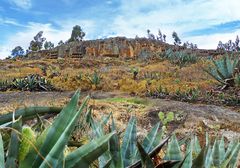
[89,110,112,168]
[5,117,22,168]
[212,138,220,167]
[0,106,62,125]
[31,91,83,167]
[0,133,4,168]
[164,134,182,161]
[109,114,123,168]
[133,122,163,162]
[121,116,137,167]
[136,141,154,168]
[192,145,209,168]
[181,139,193,167]
[65,132,116,168]
[228,142,240,168]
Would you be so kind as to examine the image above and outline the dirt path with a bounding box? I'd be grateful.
[0,91,239,140]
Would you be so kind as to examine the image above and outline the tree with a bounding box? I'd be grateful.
[58,40,64,46]
[172,31,181,45]
[163,34,166,42]
[157,29,163,41]
[235,35,239,51]
[44,41,54,50]
[147,29,155,40]
[11,46,24,57]
[29,31,46,51]
[68,25,85,42]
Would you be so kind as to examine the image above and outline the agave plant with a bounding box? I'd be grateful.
[205,54,240,87]
[0,91,115,168]
[88,111,181,168]
[163,133,240,168]
[88,71,101,87]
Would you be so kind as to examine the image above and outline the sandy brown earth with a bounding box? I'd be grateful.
[0,91,239,141]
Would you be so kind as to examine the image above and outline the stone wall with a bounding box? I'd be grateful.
[27,37,225,59]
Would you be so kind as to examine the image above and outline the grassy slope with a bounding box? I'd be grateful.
[0,57,216,95]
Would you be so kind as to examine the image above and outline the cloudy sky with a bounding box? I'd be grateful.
[0,0,240,58]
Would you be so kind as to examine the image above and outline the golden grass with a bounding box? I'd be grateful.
[0,57,217,95]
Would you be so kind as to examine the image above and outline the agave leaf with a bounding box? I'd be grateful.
[142,122,162,153]
[181,139,193,168]
[5,117,22,168]
[0,133,4,168]
[224,140,235,159]
[18,126,36,162]
[220,143,239,168]
[101,112,112,126]
[89,111,111,168]
[136,141,154,168]
[193,135,201,156]
[164,134,182,161]
[20,127,50,168]
[204,147,213,168]
[228,143,240,168]
[129,136,171,168]
[0,107,62,125]
[39,96,89,168]
[205,132,209,146]
[219,136,225,163]
[109,115,123,168]
[192,145,209,168]
[134,122,162,161]
[32,91,82,167]
[65,132,115,168]
[204,68,225,84]
[102,157,112,168]
[212,139,220,167]
[121,116,137,167]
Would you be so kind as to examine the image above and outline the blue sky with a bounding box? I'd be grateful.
[0,0,240,58]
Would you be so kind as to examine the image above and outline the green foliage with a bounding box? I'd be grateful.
[158,111,174,126]
[205,54,240,86]
[172,31,181,45]
[0,91,115,168]
[0,80,11,91]
[164,134,182,160]
[174,87,200,102]
[88,71,101,87]
[44,41,54,50]
[18,126,36,162]
[11,46,25,57]
[131,67,139,80]
[29,31,46,51]
[68,25,86,42]
[0,74,55,92]
[160,49,198,67]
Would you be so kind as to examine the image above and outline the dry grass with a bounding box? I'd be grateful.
[0,57,217,95]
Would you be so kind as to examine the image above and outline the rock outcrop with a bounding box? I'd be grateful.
[27,37,224,59]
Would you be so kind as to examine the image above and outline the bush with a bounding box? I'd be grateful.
[160,49,198,67]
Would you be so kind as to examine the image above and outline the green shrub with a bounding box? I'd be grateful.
[160,49,198,67]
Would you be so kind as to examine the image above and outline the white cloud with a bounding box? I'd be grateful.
[108,0,240,48]
[0,20,96,59]
[8,0,32,9]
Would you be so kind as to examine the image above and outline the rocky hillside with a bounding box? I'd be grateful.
[27,37,224,59]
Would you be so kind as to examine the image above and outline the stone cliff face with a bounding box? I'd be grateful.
[27,37,223,59]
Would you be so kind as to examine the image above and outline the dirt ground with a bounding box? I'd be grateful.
[0,91,239,141]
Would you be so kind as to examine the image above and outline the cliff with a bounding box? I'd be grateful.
[27,37,224,59]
